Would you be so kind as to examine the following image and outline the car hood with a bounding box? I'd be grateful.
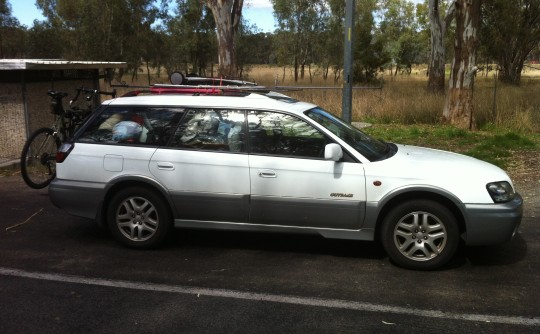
[363,144,514,203]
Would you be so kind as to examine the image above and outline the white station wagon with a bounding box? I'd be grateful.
[49,87,523,270]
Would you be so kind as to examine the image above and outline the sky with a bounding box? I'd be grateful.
[10,0,277,32]
[10,0,424,33]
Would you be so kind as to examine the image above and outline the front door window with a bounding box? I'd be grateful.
[247,111,327,158]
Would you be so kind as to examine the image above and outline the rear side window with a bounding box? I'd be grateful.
[78,107,185,146]
[169,109,246,152]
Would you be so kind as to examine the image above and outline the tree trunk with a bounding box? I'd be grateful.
[427,0,455,93]
[499,50,527,85]
[205,0,243,79]
[443,0,481,130]
[294,55,299,82]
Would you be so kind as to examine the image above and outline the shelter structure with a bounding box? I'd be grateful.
[0,59,126,162]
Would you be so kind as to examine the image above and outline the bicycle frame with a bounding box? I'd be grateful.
[48,87,117,143]
[20,87,116,189]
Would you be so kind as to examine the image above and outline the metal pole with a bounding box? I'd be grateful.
[342,0,355,123]
[492,72,498,123]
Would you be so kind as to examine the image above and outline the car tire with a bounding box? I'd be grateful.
[107,187,172,249]
[380,199,459,270]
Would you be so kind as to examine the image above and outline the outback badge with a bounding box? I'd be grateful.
[330,193,353,198]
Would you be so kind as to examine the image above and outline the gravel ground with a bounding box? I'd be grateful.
[507,150,540,217]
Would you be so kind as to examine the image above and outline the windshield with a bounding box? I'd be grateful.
[306,107,393,161]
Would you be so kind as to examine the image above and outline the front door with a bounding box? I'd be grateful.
[247,110,366,229]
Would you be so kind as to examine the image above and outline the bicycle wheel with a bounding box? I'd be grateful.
[20,127,60,189]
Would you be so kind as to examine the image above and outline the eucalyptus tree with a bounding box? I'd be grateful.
[165,0,216,76]
[36,0,164,75]
[313,0,344,82]
[0,0,25,58]
[237,24,273,72]
[442,0,482,129]
[203,0,243,78]
[481,0,540,85]
[378,0,425,75]
[353,0,389,82]
[271,0,328,82]
[427,0,455,92]
[27,21,66,59]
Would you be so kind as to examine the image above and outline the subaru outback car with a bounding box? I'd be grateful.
[48,88,523,270]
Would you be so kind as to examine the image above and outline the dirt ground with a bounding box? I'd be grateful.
[506,150,540,217]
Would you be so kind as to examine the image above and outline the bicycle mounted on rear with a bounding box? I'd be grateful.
[20,87,116,189]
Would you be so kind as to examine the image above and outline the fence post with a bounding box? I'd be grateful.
[492,72,498,124]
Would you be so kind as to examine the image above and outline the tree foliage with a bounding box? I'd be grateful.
[481,0,540,85]
[34,0,166,79]
[0,0,25,58]
[272,0,329,82]
[379,0,426,75]
[164,0,216,76]
[1,0,537,91]
[353,0,388,82]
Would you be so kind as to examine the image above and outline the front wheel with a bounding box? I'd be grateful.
[20,127,60,189]
[380,200,459,270]
[107,187,172,249]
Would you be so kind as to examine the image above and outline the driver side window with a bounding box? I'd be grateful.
[248,111,327,158]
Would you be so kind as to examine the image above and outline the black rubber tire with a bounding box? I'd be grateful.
[107,187,172,249]
[20,127,60,189]
[380,199,459,270]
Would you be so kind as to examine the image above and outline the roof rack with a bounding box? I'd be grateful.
[110,74,303,98]
[117,85,273,97]
[169,72,257,87]
[153,84,270,93]
[111,74,270,97]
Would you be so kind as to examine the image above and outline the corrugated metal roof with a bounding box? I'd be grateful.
[0,59,127,70]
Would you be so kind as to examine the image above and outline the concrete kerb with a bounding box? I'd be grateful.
[0,159,19,170]
[352,122,372,129]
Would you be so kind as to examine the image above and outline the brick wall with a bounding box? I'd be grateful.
[0,79,96,160]
[0,84,26,160]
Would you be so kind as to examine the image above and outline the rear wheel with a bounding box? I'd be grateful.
[380,199,459,270]
[107,187,172,249]
[20,127,60,189]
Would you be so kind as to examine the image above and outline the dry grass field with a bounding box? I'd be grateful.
[245,65,540,133]
[119,64,540,133]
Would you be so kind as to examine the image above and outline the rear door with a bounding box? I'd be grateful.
[149,109,250,222]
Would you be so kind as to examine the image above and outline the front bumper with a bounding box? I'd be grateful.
[463,193,523,246]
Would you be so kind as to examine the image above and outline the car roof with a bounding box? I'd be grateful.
[102,92,318,115]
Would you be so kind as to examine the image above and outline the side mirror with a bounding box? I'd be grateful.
[324,143,343,161]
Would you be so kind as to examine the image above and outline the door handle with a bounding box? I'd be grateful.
[156,162,175,170]
[258,169,276,178]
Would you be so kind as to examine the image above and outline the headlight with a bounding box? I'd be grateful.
[486,181,515,203]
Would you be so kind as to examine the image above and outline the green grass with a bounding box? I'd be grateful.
[363,124,538,168]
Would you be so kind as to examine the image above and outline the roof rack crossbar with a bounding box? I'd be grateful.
[149,85,272,95]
